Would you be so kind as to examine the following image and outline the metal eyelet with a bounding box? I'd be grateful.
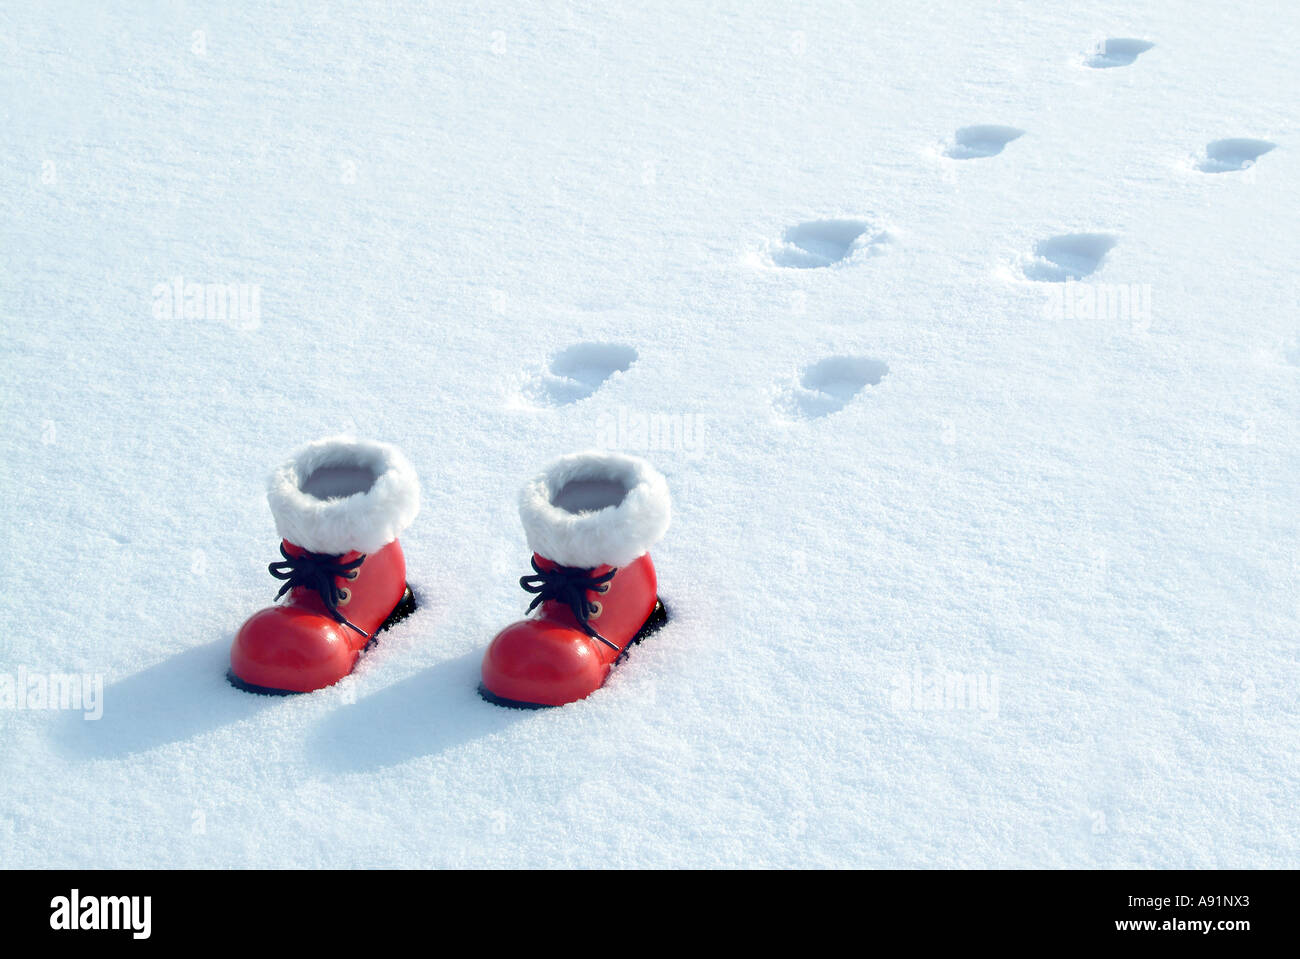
[596,581,611,593]
[345,569,360,580]
[338,587,352,606]
[589,601,603,619]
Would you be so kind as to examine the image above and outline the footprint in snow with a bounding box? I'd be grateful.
[525,342,637,406]
[768,219,892,269]
[1196,138,1276,173]
[1084,38,1154,69]
[1022,233,1117,282]
[944,125,1025,160]
[778,356,889,419]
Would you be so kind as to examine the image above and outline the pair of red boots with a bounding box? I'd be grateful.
[229,438,670,707]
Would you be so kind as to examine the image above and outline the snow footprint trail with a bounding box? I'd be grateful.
[525,343,637,406]
[1084,38,1154,68]
[768,219,892,268]
[777,356,889,419]
[944,125,1025,159]
[1197,138,1277,173]
[1022,233,1117,282]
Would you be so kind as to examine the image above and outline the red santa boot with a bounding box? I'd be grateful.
[480,451,671,708]
[229,436,420,694]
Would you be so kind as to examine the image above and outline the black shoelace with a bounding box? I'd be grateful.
[269,544,368,639]
[520,556,619,651]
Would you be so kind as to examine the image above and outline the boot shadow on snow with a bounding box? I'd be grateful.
[56,636,276,759]
[306,650,529,773]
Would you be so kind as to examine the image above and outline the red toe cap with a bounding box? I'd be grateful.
[231,605,357,693]
[481,619,608,707]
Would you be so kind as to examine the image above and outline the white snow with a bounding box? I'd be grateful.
[1,0,1297,868]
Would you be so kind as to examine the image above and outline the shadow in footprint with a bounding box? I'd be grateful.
[769,219,889,268]
[1197,138,1276,173]
[779,356,889,419]
[526,342,637,406]
[945,125,1025,159]
[307,651,529,772]
[1085,38,1154,68]
[1022,233,1117,282]
[56,637,276,759]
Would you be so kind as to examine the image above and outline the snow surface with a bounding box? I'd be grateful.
[2,0,1298,868]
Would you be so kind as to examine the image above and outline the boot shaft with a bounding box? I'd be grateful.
[277,538,408,637]
[530,552,658,658]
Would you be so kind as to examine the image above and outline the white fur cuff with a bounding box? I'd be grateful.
[267,437,420,555]
[519,451,670,569]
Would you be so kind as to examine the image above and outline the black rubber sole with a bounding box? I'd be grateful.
[227,585,418,696]
[478,598,669,709]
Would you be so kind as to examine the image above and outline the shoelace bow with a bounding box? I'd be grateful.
[269,544,369,639]
[520,557,620,651]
